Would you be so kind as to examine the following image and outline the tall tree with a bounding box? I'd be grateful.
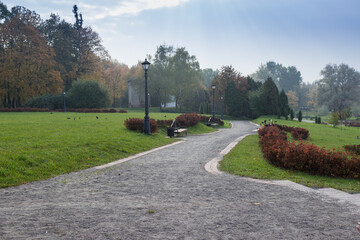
[71,5,105,81]
[225,81,242,117]
[149,44,174,110]
[168,47,204,111]
[251,61,302,91]
[317,63,360,113]
[42,14,77,90]
[0,10,62,107]
[262,77,279,115]
[201,68,219,88]
[279,89,290,118]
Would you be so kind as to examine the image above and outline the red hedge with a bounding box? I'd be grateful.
[344,145,360,155]
[0,108,127,113]
[156,120,173,128]
[124,118,158,133]
[259,126,360,179]
[175,113,201,127]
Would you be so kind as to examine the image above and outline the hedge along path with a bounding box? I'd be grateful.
[258,125,360,180]
[0,121,359,239]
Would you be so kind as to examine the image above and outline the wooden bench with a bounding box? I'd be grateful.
[206,117,219,127]
[174,127,188,136]
[167,120,188,137]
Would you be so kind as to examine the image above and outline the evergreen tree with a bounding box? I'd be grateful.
[279,89,290,118]
[262,77,279,115]
[225,81,242,117]
[298,110,303,122]
[290,108,294,120]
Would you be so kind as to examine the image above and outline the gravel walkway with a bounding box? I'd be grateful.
[1,121,359,239]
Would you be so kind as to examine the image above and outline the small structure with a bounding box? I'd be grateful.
[127,78,144,108]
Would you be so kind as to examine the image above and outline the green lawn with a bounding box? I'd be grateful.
[220,116,360,193]
[0,111,218,188]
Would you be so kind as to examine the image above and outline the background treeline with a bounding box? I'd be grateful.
[1,2,360,119]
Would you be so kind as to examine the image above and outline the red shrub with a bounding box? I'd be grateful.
[344,145,360,155]
[258,126,360,179]
[156,120,173,128]
[273,124,309,140]
[175,113,201,127]
[118,109,128,113]
[124,118,158,133]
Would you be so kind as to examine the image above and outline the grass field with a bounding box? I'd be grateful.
[0,111,217,188]
[220,116,360,193]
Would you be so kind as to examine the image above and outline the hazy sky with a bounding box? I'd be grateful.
[4,0,360,83]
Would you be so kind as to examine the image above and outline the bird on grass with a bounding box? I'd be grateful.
[96,116,99,119]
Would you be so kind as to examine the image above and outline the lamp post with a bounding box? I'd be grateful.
[221,96,223,120]
[212,85,216,119]
[63,91,66,112]
[142,58,151,135]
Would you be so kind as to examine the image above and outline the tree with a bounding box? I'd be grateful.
[317,64,360,113]
[225,81,242,117]
[149,44,174,110]
[0,10,62,107]
[290,108,294,120]
[42,14,77,91]
[286,90,299,109]
[262,77,279,115]
[168,47,204,111]
[352,103,360,120]
[71,5,106,81]
[251,61,302,91]
[298,110,303,122]
[201,68,219,88]
[279,66,302,92]
[279,90,290,118]
[68,80,110,108]
[102,59,129,107]
[328,112,339,127]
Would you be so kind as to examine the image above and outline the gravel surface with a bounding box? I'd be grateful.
[0,121,359,239]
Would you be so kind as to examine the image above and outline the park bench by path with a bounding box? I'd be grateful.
[206,117,219,127]
[167,120,188,137]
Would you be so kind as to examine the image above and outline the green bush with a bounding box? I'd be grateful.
[69,80,110,108]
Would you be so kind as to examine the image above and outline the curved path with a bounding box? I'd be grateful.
[0,121,359,239]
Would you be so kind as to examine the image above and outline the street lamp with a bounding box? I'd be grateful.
[63,91,66,112]
[142,58,151,135]
[221,96,223,120]
[212,85,216,119]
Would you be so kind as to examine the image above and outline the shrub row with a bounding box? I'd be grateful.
[124,118,158,133]
[273,124,309,140]
[0,107,127,113]
[56,108,127,113]
[175,113,201,127]
[344,145,360,155]
[349,121,360,127]
[258,126,360,179]
[0,107,51,112]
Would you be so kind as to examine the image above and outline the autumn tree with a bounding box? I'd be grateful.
[0,8,62,107]
[286,90,299,109]
[102,59,129,107]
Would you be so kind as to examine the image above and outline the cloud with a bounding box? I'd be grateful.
[82,0,189,20]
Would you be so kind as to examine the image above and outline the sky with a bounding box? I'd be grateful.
[4,0,360,83]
